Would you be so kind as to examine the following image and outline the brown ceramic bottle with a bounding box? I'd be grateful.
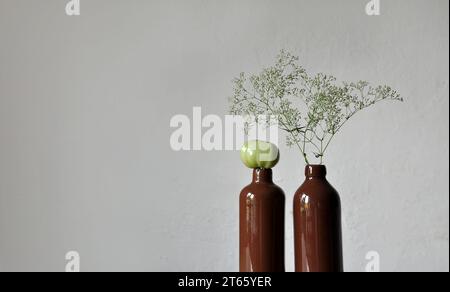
[293,165,343,272]
[239,168,285,272]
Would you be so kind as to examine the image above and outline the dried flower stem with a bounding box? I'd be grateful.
[229,50,403,165]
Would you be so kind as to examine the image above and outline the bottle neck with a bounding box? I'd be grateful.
[252,168,273,183]
[305,165,327,179]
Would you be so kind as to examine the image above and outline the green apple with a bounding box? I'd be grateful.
[240,140,280,169]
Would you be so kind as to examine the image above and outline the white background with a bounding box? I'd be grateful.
[0,0,448,271]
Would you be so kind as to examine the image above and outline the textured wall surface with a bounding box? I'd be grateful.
[0,0,448,272]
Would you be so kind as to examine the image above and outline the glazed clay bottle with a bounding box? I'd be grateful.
[293,165,343,272]
[240,168,285,272]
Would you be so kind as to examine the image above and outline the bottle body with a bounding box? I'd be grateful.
[239,169,285,272]
[293,165,343,272]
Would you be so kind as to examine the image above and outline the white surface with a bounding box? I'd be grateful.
[0,0,448,272]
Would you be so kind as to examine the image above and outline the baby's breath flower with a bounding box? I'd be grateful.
[229,50,403,164]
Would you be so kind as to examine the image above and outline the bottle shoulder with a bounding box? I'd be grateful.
[240,182,285,198]
[294,178,340,204]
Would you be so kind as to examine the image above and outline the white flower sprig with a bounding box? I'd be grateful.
[229,50,403,164]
